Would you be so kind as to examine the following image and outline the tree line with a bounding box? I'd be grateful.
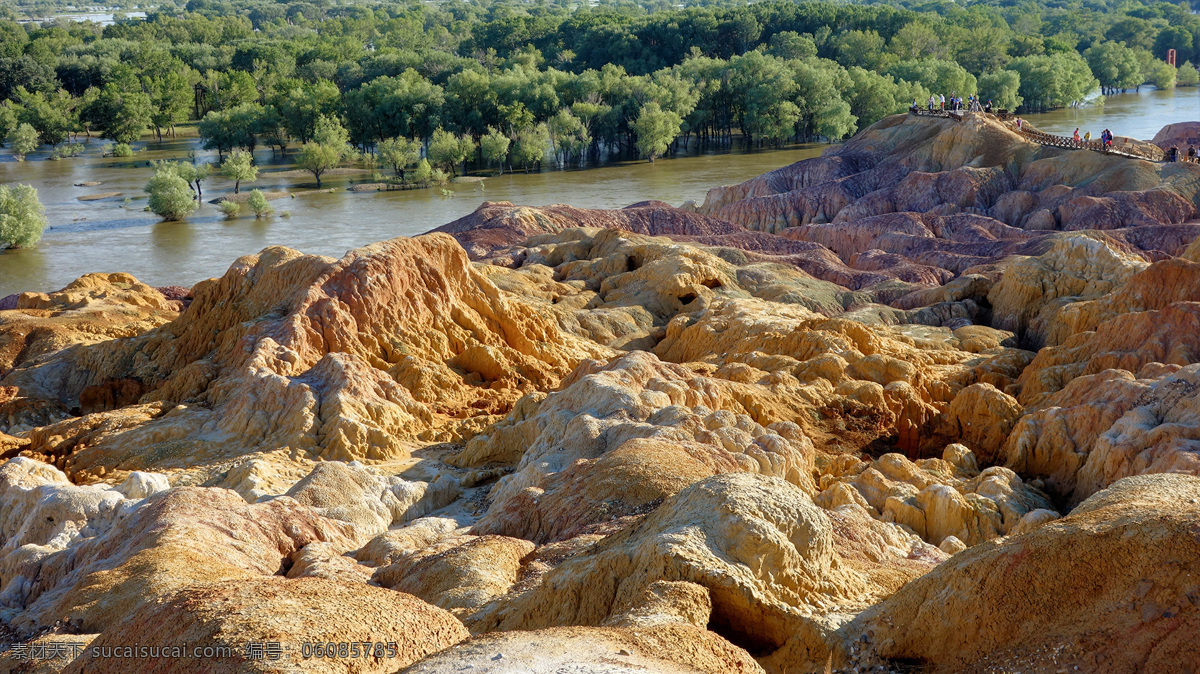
[1,0,1198,172]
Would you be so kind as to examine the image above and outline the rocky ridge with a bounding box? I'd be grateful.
[1,112,1199,672]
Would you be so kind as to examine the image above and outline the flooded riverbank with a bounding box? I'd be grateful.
[3,86,1198,296]
[0,138,825,295]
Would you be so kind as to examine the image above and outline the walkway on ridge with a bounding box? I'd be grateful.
[908,108,1166,162]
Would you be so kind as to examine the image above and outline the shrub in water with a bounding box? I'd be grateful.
[247,189,273,218]
[0,184,48,249]
[144,164,197,221]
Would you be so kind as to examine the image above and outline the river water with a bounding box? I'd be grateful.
[1,86,1197,296]
[1021,86,1200,139]
[0,140,825,295]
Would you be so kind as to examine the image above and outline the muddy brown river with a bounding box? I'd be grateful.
[1,86,1197,296]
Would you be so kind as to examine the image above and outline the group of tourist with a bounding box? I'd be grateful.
[1166,145,1199,162]
[912,94,995,114]
[903,103,1165,161]
[1069,127,1116,150]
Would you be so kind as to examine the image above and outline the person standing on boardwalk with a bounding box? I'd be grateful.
[1073,128,1081,144]
[1189,146,1196,162]
[1084,131,1091,142]
[940,94,945,110]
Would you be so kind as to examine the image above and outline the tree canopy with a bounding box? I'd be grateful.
[0,0,1193,166]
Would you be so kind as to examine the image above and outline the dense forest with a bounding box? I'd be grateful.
[0,0,1198,172]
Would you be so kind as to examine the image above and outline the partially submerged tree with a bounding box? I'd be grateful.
[509,123,549,171]
[295,115,350,188]
[377,136,421,180]
[6,122,38,161]
[247,189,273,217]
[412,158,432,185]
[427,127,474,176]
[0,183,47,249]
[175,161,212,199]
[632,103,681,162]
[480,127,510,174]
[220,149,257,194]
[145,164,198,221]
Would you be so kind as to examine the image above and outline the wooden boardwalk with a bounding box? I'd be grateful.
[908,108,1165,162]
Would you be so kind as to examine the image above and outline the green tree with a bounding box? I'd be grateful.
[0,184,47,249]
[791,59,857,141]
[481,126,510,173]
[198,103,264,159]
[1007,53,1099,111]
[297,142,344,188]
[6,122,39,161]
[767,32,817,61]
[886,60,977,98]
[977,70,1023,111]
[85,84,154,144]
[312,115,350,149]
[342,70,445,146]
[510,123,549,170]
[498,101,535,134]
[272,79,341,144]
[145,164,197,221]
[256,105,289,155]
[220,149,257,194]
[548,109,590,164]
[1147,60,1177,90]
[954,26,1012,75]
[412,158,432,185]
[446,68,498,138]
[1105,17,1156,52]
[0,104,15,142]
[428,127,470,176]
[145,66,195,141]
[15,88,76,146]
[246,189,273,218]
[205,70,259,112]
[844,67,904,130]
[1084,42,1143,93]
[1179,62,1200,87]
[1154,26,1193,62]
[293,115,353,188]
[730,51,800,145]
[834,30,891,71]
[457,133,477,176]
[176,161,212,199]
[377,136,422,179]
[889,22,941,61]
[632,102,682,162]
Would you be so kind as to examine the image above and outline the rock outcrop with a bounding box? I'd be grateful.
[814,446,1055,548]
[469,473,879,665]
[400,624,763,674]
[1,235,608,486]
[0,457,357,634]
[67,577,468,673]
[4,113,1200,674]
[837,474,1200,672]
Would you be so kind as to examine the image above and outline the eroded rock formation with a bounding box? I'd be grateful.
[2,113,1200,673]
